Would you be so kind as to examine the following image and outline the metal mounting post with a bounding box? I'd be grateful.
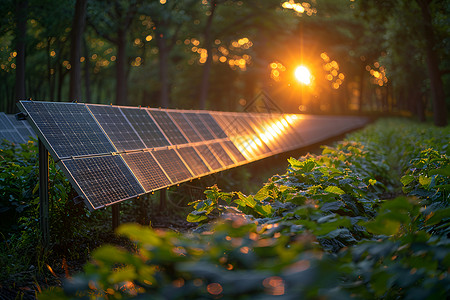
[38,139,49,248]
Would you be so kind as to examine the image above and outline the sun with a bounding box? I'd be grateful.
[294,66,311,85]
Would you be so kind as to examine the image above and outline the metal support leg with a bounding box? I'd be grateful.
[38,139,49,248]
[112,203,120,230]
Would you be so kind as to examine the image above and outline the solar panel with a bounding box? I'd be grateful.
[0,113,26,144]
[151,149,192,183]
[121,107,170,148]
[183,113,215,141]
[61,155,145,210]
[198,113,227,139]
[18,100,368,211]
[221,140,246,163]
[207,142,234,167]
[7,114,35,142]
[121,151,171,192]
[168,112,203,143]
[88,105,145,152]
[195,144,223,170]
[177,146,211,176]
[148,110,188,145]
[20,101,115,158]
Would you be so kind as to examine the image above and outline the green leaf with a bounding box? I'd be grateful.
[426,207,450,226]
[400,175,414,186]
[235,192,256,208]
[254,204,273,217]
[428,165,450,177]
[324,186,345,195]
[419,175,431,187]
[187,211,208,223]
[364,219,401,236]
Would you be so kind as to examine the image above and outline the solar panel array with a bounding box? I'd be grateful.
[18,101,367,211]
[0,112,35,144]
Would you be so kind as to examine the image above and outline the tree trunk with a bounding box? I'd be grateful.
[14,0,27,111]
[155,31,170,108]
[83,38,91,101]
[358,64,365,112]
[198,0,217,110]
[416,0,447,126]
[69,0,87,102]
[115,28,127,105]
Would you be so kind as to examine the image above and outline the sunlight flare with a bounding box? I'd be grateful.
[294,66,311,85]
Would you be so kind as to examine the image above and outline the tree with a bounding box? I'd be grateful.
[88,0,141,105]
[69,0,87,102]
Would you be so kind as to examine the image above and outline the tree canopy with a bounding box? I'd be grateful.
[0,0,448,125]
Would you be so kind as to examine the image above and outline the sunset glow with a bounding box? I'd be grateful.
[294,66,311,85]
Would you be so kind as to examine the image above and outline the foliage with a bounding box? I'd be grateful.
[0,139,93,281]
[40,118,450,299]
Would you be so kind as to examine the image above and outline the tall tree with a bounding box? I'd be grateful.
[416,0,447,126]
[88,0,140,105]
[14,0,27,109]
[69,0,87,101]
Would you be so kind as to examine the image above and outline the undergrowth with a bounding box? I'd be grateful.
[22,119,450,298]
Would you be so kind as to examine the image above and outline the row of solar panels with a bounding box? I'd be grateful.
[18,101,367,211]
[0,112,35,144]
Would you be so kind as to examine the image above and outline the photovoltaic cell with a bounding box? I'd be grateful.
[168,112,203,143]
[21,101,115,158]
[88,105,145,151]
[184,113,215,141]
[198,113,227,139]
[177,146,210,176]
[122,151,171,192]
[121,108,170,148]
[221,141,246,163]
[148,110,188,145]
[208,142,234,167]
[61,155,144,209]
[195,144,223,170]
[7,114,35,141]
[151,149,192,183]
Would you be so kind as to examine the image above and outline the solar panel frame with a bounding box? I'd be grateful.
[120,107,171,149]
[18,101,116,159]
[87,104,146,152]
[148,110,189,145]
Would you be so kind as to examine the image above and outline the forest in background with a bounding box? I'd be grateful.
[0,0,449,125]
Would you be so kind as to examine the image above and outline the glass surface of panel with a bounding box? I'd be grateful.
[195,145,223,170]
[177,146,210,176]
[21,101,115,158]
[151,149,192,183]
[62,155,144,210]
[183,113,215,141]
[198,113,227,139]
[221,141,246,163]
[88,105,145,152]
[207,142,234,166]
[148,110,188,145]
[121,108,170,148]
[122,151,171,192]
[168,112,203,143]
